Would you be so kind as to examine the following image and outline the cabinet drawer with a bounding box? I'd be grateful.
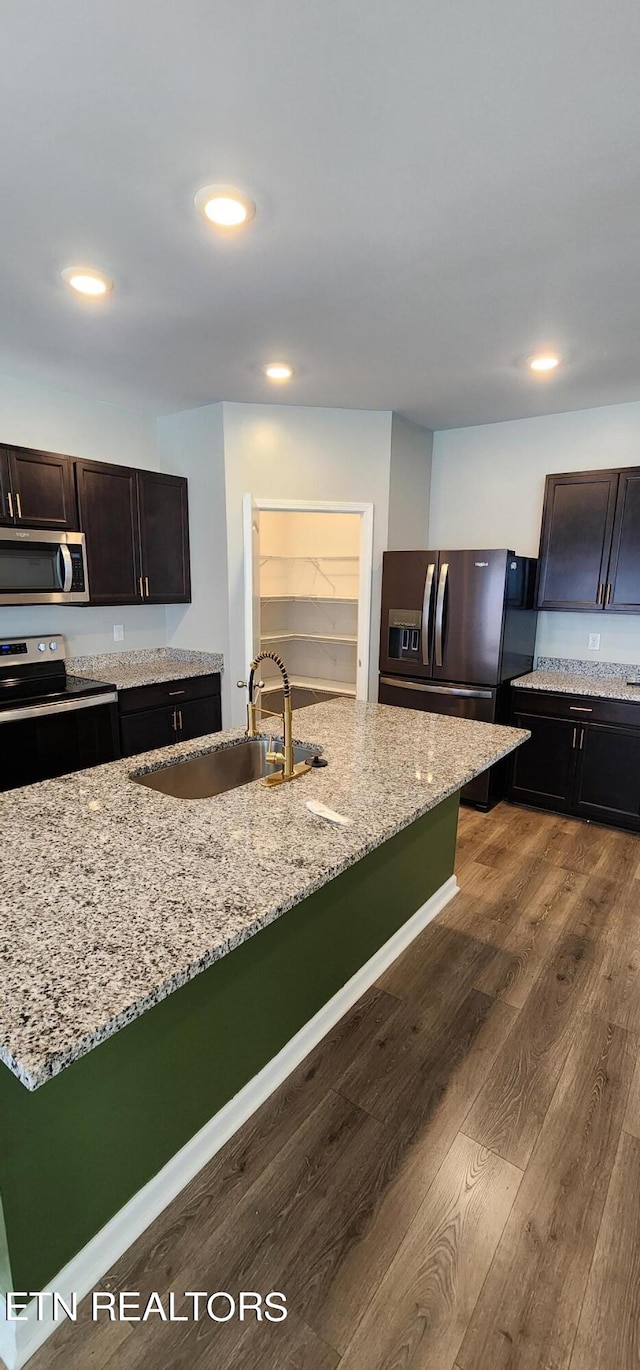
[512,688,640,730]
[118,672,221,715]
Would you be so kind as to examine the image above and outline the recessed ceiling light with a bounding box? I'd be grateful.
[528,354,562,373]
[263,363,294,382]
[194,184,256,228]
[62,267,113,297]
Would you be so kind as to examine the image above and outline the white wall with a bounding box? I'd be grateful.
[158,403,231,716]
[388,414,432,549]
[431,399,640,666]
[222,403,393,722]
[0,371,166,656]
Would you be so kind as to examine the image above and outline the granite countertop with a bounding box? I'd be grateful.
[67,647,224,691]
[0,700,528,1091]
[514,664,640,704]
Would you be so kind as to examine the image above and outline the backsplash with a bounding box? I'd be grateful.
[536,656,640,681]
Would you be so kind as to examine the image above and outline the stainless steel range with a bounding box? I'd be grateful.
[0,635,119,791]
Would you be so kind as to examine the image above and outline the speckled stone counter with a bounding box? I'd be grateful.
[67,646,224,691]
[514,656,640,704]
[0,700,527,1090]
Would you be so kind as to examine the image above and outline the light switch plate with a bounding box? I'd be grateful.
[113,624,124,642]
[588,633,600,650]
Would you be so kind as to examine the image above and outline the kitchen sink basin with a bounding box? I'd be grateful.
[132,737,319,800]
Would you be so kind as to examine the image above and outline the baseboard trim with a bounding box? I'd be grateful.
[0,873,458,1370]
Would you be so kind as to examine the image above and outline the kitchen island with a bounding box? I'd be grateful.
[0,699,526,1366]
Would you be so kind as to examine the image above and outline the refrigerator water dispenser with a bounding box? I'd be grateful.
[388,608,423,661]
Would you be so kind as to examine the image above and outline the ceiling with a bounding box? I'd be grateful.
[1,0,639,430]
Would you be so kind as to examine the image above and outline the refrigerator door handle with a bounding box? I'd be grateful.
[434,562,448,667]
[380,676,492,699]
[421,563,435,665]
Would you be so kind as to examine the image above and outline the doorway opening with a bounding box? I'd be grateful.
[243,497,374,710]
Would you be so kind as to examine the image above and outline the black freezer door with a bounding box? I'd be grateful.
[379,550,438,680]
[378,674,499,806]
[432,549,511,686]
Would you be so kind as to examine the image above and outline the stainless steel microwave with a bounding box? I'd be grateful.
[0,528,89,605]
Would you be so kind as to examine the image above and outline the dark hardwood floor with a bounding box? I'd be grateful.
[27,802,640,1370]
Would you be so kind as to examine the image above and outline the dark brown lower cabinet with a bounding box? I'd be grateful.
[509,712,577,811]
[118,673,222,759]
[574,723,640,828]
[509,688,640,832]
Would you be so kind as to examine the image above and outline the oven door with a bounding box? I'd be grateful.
[0,695,119,791]
[0,529,89,604]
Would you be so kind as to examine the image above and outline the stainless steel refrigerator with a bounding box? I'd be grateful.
[378,549,537,808]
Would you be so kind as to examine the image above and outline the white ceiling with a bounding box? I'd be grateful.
[1,0,639,429]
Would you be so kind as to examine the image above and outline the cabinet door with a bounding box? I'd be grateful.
[509,712,578,811]
[574,724,640,830]
[8,447,78,529]
[606,469,640,612]
[76,461,142,605]
[119,706,177,758]
[537,472,618,610]
[137,471,191,604]
[175,694,221,743]
[0,448,12,525]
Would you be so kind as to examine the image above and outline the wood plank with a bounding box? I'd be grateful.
[569,1131,640,1370]
[375,921,497,1011]
[473,865,587,1009]
[457,1015,634,1370]
[584,930,640,1033]
[230,1313,340,1370]
[464,932,595,1168]
[98,1089,371,1370]
[20,1288,133,1370]
[340,1132,521,1370]
[623,1054,640,1138]
[293,993,516,1354]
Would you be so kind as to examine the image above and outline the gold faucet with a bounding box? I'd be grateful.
[238,651,312,787]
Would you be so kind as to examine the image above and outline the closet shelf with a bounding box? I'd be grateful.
[261,632,357,645]
[260,594,358,604]
[260,675,356,698]
[260,555,359,562]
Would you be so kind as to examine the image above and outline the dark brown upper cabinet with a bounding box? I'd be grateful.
[76,461,142,605]
[136,470,191,604]
[0,444,79,530]
[76,460,191,606]
[607,469,640,612]
[0,450,11,526]
[537,467,640,613]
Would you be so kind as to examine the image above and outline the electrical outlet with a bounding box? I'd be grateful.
[113,624,124,643]
[588,633,600,650]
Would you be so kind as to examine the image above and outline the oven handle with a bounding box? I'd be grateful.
[58,543,73,592]
[0,691,117,725]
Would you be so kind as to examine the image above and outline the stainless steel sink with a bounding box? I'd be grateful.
[132,737,318,800]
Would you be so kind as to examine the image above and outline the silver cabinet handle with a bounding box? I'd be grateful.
[178,709,183,730]
[145,576,150,598]
[15,491,22,519]
[59,543,73,591]
[7,491,13,519]
[421,563,435,665]
[138,576,144,599]
[572,726,577,748]
[434,562,448,668]
[579,727,585,749]
[605,582,612,606]
[168,689,186,697]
